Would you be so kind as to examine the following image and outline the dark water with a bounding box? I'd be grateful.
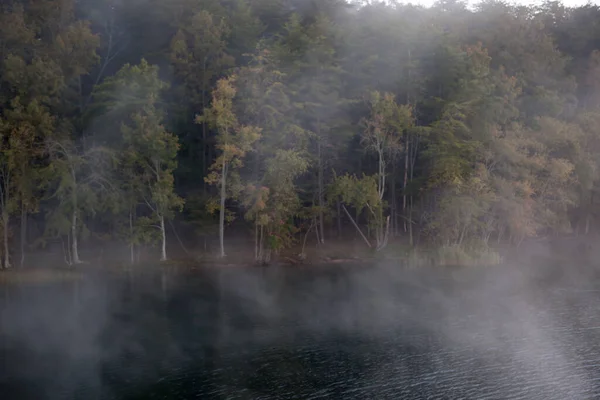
[2,262,600,399]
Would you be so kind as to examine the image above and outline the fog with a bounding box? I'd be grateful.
[2,239,600,399]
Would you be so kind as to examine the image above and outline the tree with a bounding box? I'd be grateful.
[170,10,234,187]
[361,92,413,200]
[0,0,599,267]
[359,91,413,248]
[91,59,183,261]
[275,13,348,244]
[244,150,308,263]
[199,76,261,258]
[121,105,183,261]
[44,135,117,265]
[329,173,382,249]
[0,99,54,268]
[232,46,309,263]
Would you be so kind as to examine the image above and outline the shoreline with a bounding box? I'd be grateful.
[1,234,597,285]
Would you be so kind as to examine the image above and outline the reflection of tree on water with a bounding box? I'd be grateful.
[4,263,600,398]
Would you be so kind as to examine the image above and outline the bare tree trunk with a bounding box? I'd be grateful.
[202,58,208,194]
[315,221,321,246]
[129,209,135,265]
[391,161,397,237]
[342,204,371,248]
[377,215,391,251]
[20,206,26,268]
[497,225,505,244]
[409,202,414,247]
[403,134,409,232]
[585,213,591,235]
[255,222,259,261]
[377,148,385,200]
[458,224,467,247]
[301,219,315,258]
[409,131,418,247]
[3,211,9,268]
[404,47,413,234]
[160,215,167,261]
[336,200,341,238]
[317,139,325,244]
[71,210,81,264]
[66,233,72,265]
[355,208,360,239]
[259,224,264,263]
[219,160,227,258]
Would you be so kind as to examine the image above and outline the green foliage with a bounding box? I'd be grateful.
[169,10,234,109]
[43,139,118,242]
[200,75,261,196]
[1,0,600,265]
[244,149,308,254]
[121,105,184,218]
[330,173,380,215]
[88,59,167,133]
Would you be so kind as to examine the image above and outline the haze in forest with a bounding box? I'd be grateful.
[0,0,597,269]
[398,0,596,8]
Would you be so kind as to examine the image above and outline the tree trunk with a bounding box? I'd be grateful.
[497,225,505,244]
[3,211,9,269]
[20,206,26,268]
[342,204,371,248]
[202,58,208,193]
[129,209,135,265]
[259,224,264,263]
[409,132,418,246]
[336,200,342,238]
[391,161,397,237]
[403,134,409,232]
[409,203,414,247]
[377,148,385,200]
[377,215,391,251]
[255,222,258,261]
[71,210,81,264]
[160,214,167,261]
[219,160,227,258]
[458,224,467,247]
[301,219,315,258]
[585,213,591,235]
[315,221,321,246]
[317,139,325,244]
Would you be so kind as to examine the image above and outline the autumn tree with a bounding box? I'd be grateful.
[232,46,309,263]
[199,76,261,258]
[359,91,413,249]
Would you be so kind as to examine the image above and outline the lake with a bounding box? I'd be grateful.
[2,261,600,399]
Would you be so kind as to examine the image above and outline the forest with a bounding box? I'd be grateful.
[0,0,598,268]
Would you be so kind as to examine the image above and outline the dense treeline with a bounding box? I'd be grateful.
[0,0,599,267]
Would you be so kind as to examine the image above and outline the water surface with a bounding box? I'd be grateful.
[1,262,600,399]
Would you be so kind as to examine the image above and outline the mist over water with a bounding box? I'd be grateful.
[2,254,600,399]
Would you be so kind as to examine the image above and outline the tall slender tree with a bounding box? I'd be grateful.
[199,76,261,258]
